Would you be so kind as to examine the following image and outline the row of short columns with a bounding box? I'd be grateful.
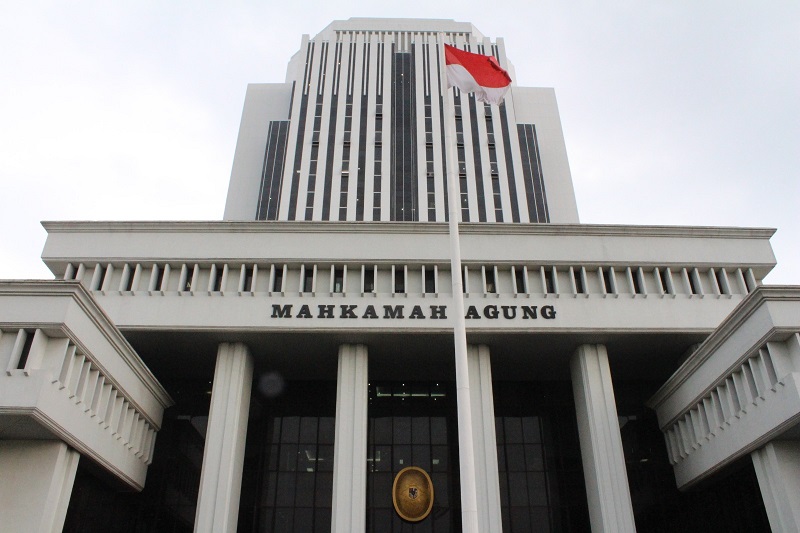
[192,341,638,533]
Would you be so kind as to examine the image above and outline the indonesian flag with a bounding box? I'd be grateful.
[444,44,512,105]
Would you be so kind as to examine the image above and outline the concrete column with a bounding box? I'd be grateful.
[570,344,636,533]
[194,342,254,533]
[752,441,800,531]
[331,344,368,533]
[0,440,80,533]
[467,344,503,533]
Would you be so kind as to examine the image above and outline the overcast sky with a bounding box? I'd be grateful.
[2,2,798,283]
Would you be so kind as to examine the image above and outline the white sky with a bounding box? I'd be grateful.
[1,2,798,283]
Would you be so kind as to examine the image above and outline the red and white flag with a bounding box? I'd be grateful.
[444,44,512,105]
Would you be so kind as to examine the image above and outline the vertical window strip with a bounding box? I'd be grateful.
[499,103,520,222]
[304,43,330,220]
[529,125,550,222]
[301,41,315,95]
[321,43,343,220]
[333,40,343,95]
[373,44,384,221]
[518,124,537,222]
[390,48,419,221]
[347,41,357,97]
[356,42,371,221]
[467,93,487,222]
[339,43,356,222]
[517,124,551,223]
[483,101,503,222]
[256,121,290,220]
[433,41,449,221]
[423,45,436,221]
[422,40,430,97]
[454,93,470,222]
[287,44,314,220]
[287,79,296,119]
[316,41,329,93]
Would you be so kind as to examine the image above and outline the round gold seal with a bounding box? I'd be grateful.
[392,466,434,522]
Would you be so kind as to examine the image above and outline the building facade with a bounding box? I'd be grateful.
[2,17,799,533]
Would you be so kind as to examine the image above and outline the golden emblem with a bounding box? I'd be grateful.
[392,466,434,522]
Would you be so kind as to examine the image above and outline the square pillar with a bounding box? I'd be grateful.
[0,440,79,533]
[752,441,800,531]
[195,342,254,533]
[467,344,503,533]
[331,344,368,533]
[571,344,636,532]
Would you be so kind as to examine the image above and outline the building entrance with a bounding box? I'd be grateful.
[367,381,461,532]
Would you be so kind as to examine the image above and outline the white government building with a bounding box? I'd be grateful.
[2,17,799,533]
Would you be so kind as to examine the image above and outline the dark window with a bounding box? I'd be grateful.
[494,382,590,532]
[303,267,314,293]
[459,173,470,222]
[744,270,756,293]
[212,266,223,292]
[364,267,375,293]
[688,270,700,295]
[659,269,672,295]
[485,268,496,294]
[424,267,436,294]
[238,382,337,533]
[394,267,405,294]
[272,267,284,292]
[121,268,134,292]
[714,269,727,295]
[514,268,526,294]
[94,266,107,291]
[243,266,254,292]
[632,269,643,295]
[16,330,34,370]
[154,265,166,291]
[573,268,585,294]
[602,268,614,294]
[333,268,344,293]
[339,174,349,222]
[543,269,555,294]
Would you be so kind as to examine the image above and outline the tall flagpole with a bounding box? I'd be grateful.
[439,32,480,533]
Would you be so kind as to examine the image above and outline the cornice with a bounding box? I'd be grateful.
[647,285,800,410]
[0,280,174,412]
[41,220,777,240]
